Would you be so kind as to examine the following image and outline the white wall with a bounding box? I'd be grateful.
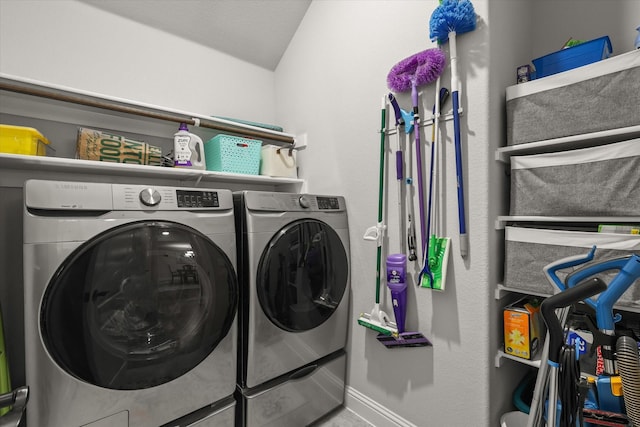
[0,0,276,123]
[277,1,494,425]
[531,0,639,58]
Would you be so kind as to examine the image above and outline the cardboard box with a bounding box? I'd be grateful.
[504,298,544,360]
[76,127,163,166]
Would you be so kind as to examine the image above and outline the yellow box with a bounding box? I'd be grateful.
[0,124,50,156]
[504,298,543,360]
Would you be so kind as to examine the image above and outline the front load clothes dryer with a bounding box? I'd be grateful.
[23,180,239,427]
[234,191,350,426]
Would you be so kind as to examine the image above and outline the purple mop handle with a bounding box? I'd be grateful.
[388,93,405,182]
[412,84,427,253]
[388,93,405,127]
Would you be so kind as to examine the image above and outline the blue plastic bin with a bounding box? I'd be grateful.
[205,134,262,175]
[532,36,612,79]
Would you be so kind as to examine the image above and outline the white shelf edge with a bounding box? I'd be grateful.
[495,349,542,369]
[495,284,552,300]
[0,153,304,186]
[495,125,640,162]
[496,215,640,229]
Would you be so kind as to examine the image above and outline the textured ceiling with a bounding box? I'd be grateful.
[79,0,312,70]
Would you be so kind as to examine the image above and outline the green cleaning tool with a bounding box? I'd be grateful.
[0,303,12,417]
[360,96,398,337]
[421,83,451,290]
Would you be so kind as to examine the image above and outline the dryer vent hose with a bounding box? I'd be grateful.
[616,335,640,427]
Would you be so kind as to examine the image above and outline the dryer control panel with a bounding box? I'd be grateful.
[316,196,341,210]
[244,191,345,212]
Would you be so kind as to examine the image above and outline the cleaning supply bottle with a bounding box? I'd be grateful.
[386,254,407,333]
[174,123,205,169]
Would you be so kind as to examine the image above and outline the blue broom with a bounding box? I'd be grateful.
[429,0,476,258]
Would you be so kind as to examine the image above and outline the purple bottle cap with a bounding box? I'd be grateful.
[179,123,189,131]
[387,253,406,264]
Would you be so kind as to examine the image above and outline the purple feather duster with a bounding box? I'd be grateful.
[386,48,446,93]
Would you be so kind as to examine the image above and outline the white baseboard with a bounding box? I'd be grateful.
[344,386,418,427]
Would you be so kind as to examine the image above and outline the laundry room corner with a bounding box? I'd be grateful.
[275,1,497,425]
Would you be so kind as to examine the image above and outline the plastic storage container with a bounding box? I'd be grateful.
[503,226,640,308]
[532,36,612,79]
[500,411,528,427]
[205,134,262,175]
[260,145,297,178]
[506,50,640,146]
[0,124,50,156]
[510,139,640,217]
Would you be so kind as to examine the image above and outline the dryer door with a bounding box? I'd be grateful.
[256,219,348,332]
[40,221,237,390]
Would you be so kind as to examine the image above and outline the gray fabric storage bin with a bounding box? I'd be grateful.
[506,50,640,146]
[510,139,640,216]
[503,226,640,309]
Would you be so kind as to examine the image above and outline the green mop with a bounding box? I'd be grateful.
[360,96,398,336]
[422,81,451,290]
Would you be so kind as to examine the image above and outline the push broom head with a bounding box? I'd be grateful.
[386,48,446,93]
[429,0,477,44]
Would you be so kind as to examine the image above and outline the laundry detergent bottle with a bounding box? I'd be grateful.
[174,123,205,169]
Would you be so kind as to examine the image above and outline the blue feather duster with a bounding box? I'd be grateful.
[428,0,476,258]
[429,0,477,44]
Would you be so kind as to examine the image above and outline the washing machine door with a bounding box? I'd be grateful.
[40,220,237,390]
[256,219,348,332]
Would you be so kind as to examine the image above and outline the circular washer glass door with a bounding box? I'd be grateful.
[256,219,348,332]
[40,220,238,390]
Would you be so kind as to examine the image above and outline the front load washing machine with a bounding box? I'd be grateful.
[23,180,239,427]
[234,191,350,426]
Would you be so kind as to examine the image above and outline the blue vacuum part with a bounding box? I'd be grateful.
[565,254,640,331]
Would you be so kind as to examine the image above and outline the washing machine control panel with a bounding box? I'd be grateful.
[298,195,311,208]
[139,188,162,206]
[176,190,220,208]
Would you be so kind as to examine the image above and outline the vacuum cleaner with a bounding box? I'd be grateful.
[563,252,640,422]
[528,248,640,427]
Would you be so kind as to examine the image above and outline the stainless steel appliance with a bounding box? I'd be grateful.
[23,180,238,427]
